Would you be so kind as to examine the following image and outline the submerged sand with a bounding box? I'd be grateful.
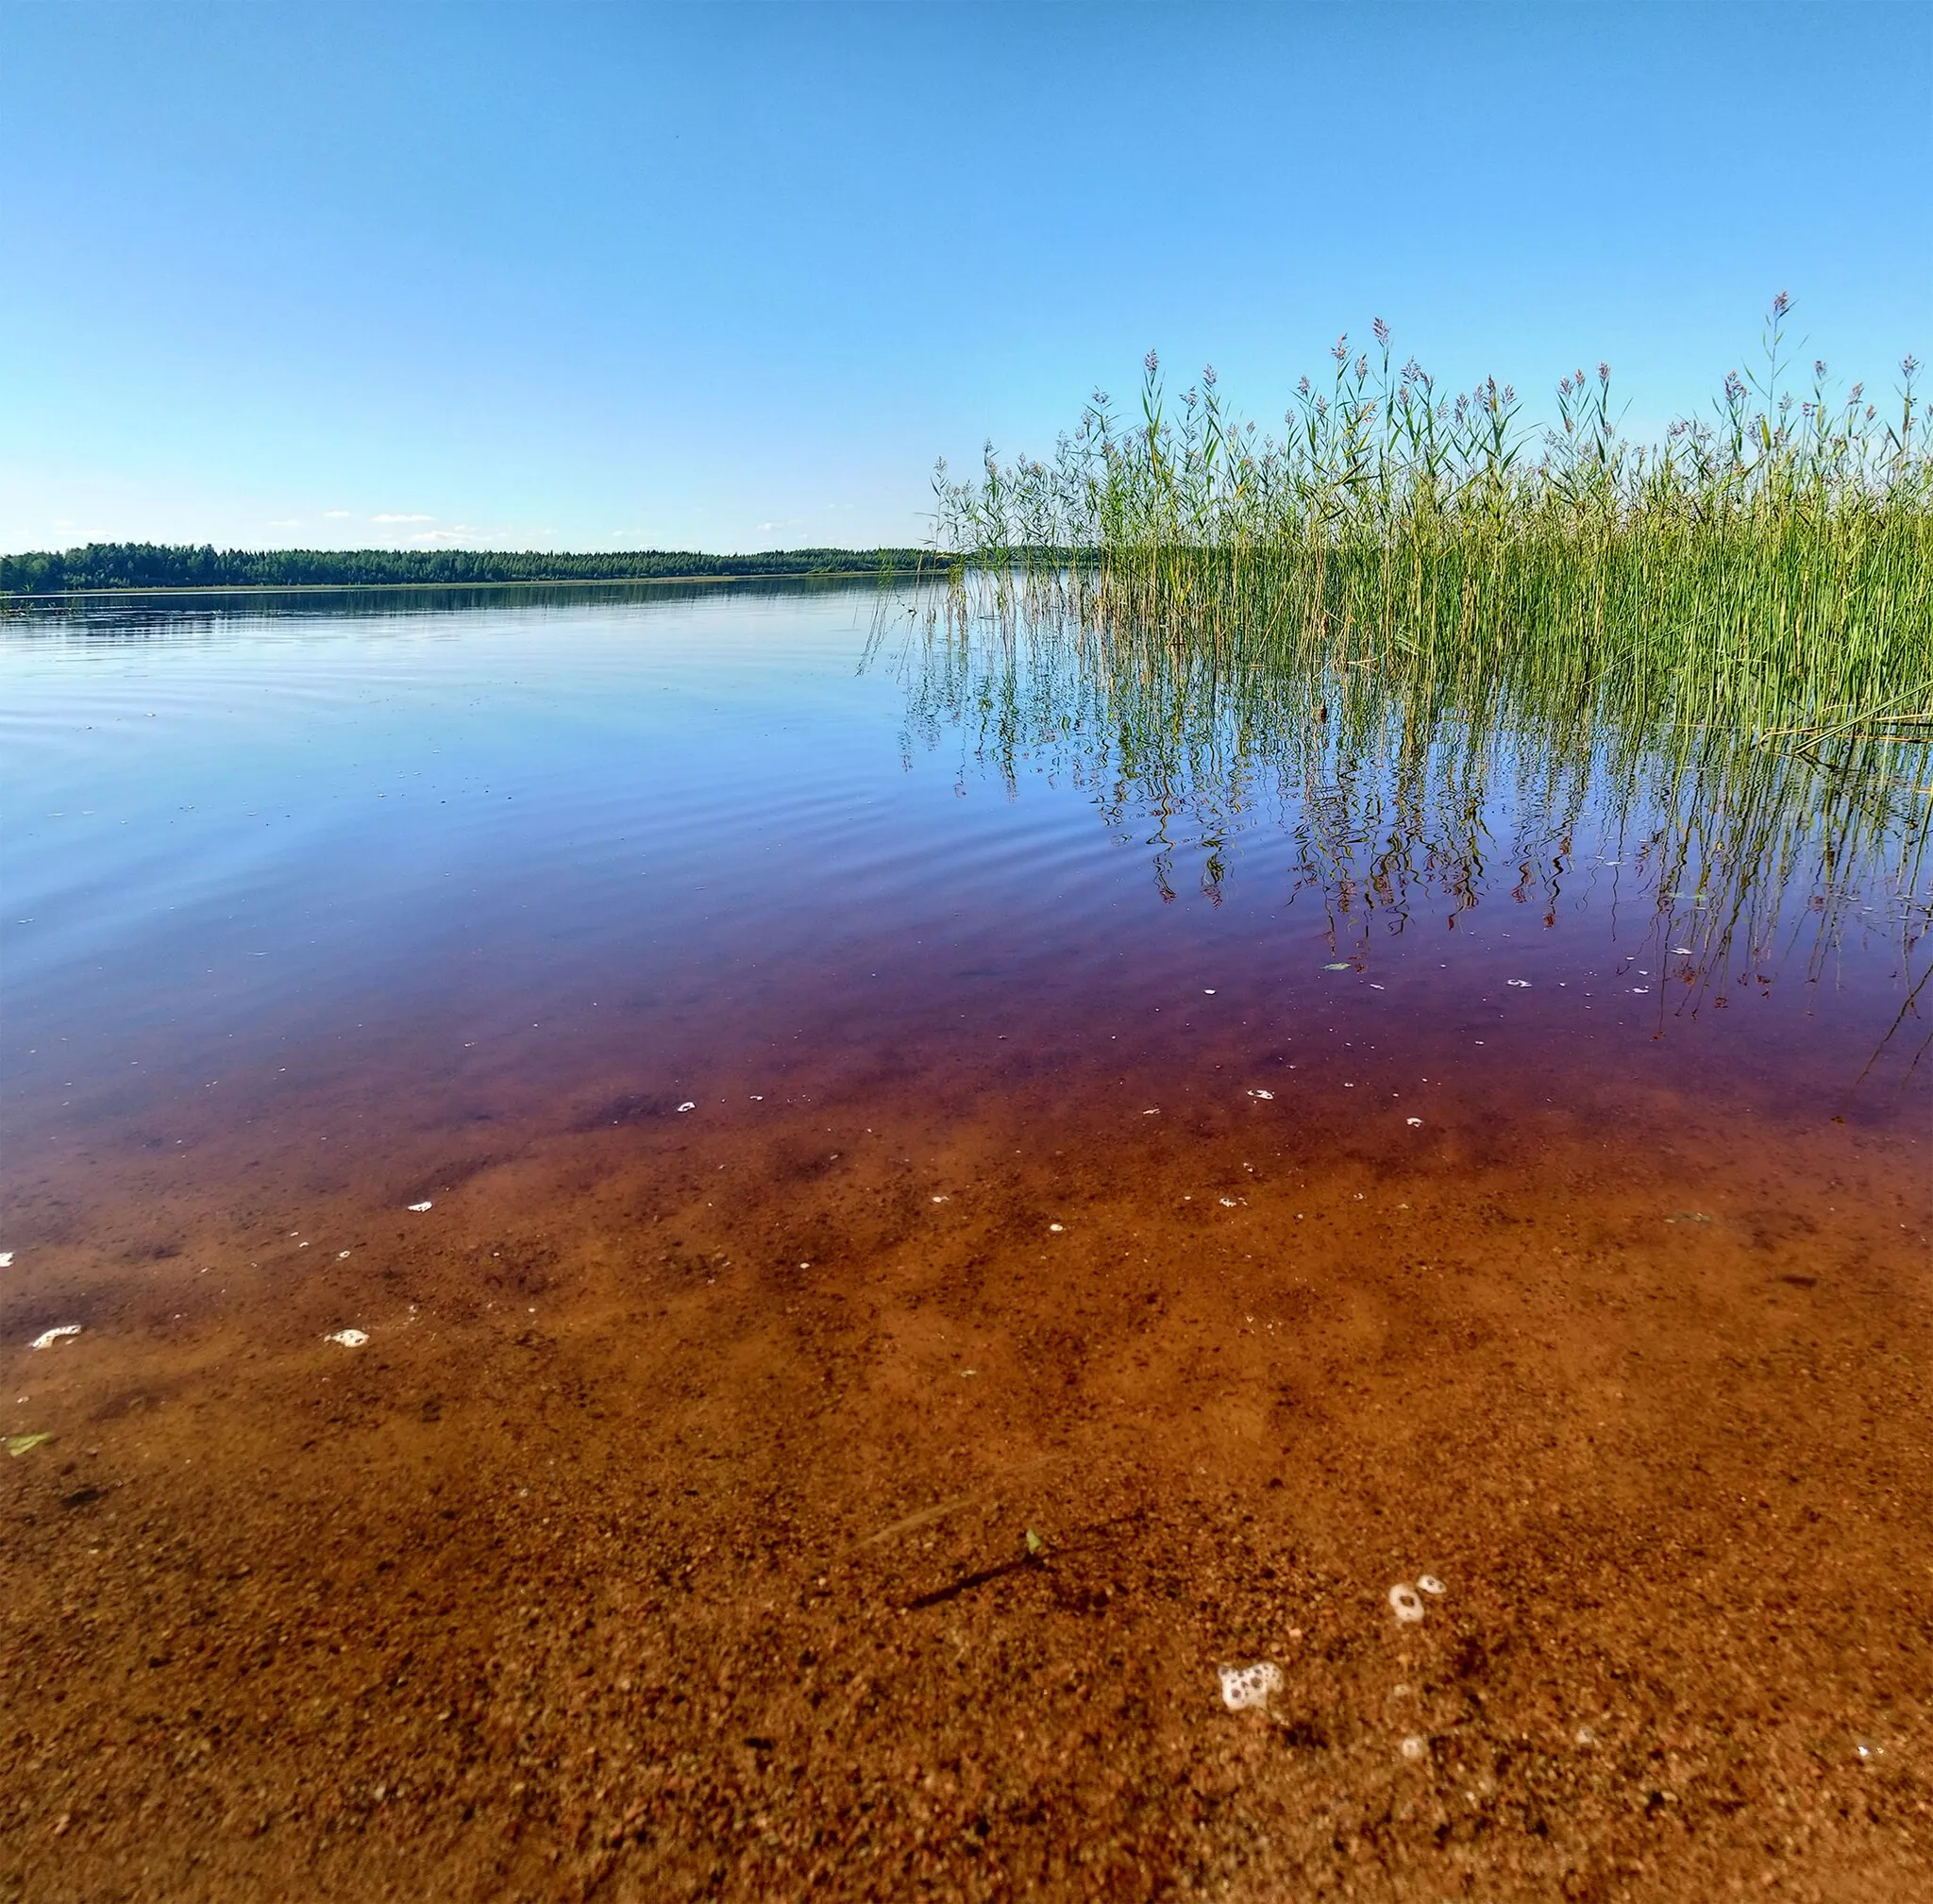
[4,1031,1927,1901]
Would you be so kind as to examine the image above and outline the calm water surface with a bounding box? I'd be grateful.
[5,583,1924,1177]
[2,583,1929,1900]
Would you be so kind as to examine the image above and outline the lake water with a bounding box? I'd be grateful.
[3,584,1928,1898]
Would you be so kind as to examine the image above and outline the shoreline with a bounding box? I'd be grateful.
[0,567,931,604]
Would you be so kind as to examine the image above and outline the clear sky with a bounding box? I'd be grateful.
[3,1,1927,555]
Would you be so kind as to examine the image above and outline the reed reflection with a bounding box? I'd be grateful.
[878,583,1931,1089]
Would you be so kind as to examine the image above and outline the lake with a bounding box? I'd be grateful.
[3,582,1928,1898]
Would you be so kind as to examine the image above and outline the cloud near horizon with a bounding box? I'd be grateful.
[372,512,434,524]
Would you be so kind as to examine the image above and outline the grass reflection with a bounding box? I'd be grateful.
[875,581,1930,1090]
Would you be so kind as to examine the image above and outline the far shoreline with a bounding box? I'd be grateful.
[0,566,933,603]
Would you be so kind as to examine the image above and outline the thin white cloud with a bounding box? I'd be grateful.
[268,518,302,528]
[322,509,353,519]
[373,512,434,524]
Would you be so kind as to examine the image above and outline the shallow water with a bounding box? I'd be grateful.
[3,584,1929,1899]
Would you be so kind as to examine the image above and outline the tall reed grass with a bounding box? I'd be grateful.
[931,297,1933,745]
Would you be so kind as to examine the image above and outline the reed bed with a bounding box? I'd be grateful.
[930,298,1933,748]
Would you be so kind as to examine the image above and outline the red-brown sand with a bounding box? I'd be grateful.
[4,1025,1927,1901]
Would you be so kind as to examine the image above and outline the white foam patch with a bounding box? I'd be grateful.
[407,1200,432,1212]
[1388,1582,1425,1624]
[1401,1734,1427,1761]
[1218,1661,1283,1711]
[29,1325,82,1351]
[327,1329,369,1348]
[0,1252,13,1269]
[1418,1574,1446,1595]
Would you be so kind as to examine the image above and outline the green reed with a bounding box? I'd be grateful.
[930,298,1933,747]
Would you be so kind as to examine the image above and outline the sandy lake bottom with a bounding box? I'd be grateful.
[2,586,1928,1901]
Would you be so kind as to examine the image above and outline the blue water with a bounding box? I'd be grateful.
[3,584,1925,1199]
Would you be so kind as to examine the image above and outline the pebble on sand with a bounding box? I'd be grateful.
[1218,1661,1283,1711]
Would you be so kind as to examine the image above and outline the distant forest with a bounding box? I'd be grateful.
[0,543,938,596]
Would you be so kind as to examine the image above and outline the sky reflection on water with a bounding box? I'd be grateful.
[2,582,1925,1180]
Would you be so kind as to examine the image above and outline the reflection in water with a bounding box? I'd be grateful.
[877,584,1931,1093]
[0,572,876,631]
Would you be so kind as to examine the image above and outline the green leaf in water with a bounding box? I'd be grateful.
[7,1433,54,1458]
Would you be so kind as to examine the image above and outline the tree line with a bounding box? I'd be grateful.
[0,543,937,596]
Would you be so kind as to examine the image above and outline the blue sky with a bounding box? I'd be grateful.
[3,1,1927,554]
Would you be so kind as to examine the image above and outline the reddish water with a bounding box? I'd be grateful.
[3,587,1928,1900]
